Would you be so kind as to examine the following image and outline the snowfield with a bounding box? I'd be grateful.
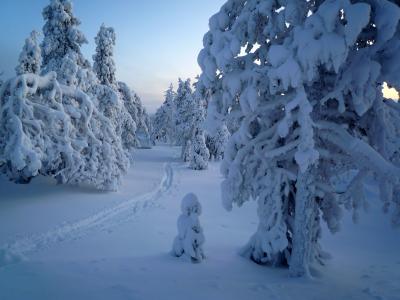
[0,146,399,300]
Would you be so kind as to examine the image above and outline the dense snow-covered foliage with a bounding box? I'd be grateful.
[172,193,205,263]
[0,73,128,190]
[95,84,137,156]
[207,123,230,161]
[199,0,400,276]
[41,0,90,85]
[152,85,176,144]
[16,31,42,75]
[93,25,117,87]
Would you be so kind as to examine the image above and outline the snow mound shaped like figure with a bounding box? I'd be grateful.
[172,193,205,263]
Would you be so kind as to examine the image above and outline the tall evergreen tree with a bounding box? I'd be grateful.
[174,78,196,160]
[199,0,400,277]
[93,24,117,87]
[152,84,177,144]
[41,0,91,87]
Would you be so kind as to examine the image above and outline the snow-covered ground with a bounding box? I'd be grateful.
[0,146,399,300]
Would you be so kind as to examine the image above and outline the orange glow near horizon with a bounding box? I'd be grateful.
[383,82,399,101]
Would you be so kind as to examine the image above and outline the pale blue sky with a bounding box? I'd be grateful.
[0,0,225,113]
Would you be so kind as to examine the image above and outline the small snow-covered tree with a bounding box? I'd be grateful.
[199,0,400,277]
[93,24,117,87]
[189,129,209,170]
[172,193,205,263]
[208,123,230,161]
[16,31,42,75]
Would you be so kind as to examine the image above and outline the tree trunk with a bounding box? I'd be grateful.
[289,170,317,277]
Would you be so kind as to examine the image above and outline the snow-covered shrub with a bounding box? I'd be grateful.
[0,73,128,190]
[16,31,42,75]
[172,193,205,263]
[199,0,400,276]
[93,24,117,87]
[189,130,209,170]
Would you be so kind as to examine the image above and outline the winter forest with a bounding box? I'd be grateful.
[0,0,399,299]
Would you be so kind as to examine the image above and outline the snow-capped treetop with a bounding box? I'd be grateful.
[41,0,88,73]
[16,31,42,75]
[181,193,202,216]
[93,24,117,86]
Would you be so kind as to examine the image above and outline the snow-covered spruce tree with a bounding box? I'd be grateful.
[41,0,91,87]
[152,105,168,143]
[118,82,151,148]
[16,31,42,75]
[209,123,230,161]
[92,25,137,155]
[199,0,400,277]
[161,85,176,144]
[188,90,209,170]
[93,24,117,87]
[174,78,197,161]
[189,129,210,170]
[135,94,152,148]
[152,84,177,144]
[172,193,205,263]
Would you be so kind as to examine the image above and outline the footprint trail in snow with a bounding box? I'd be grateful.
[0,163,175,267]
